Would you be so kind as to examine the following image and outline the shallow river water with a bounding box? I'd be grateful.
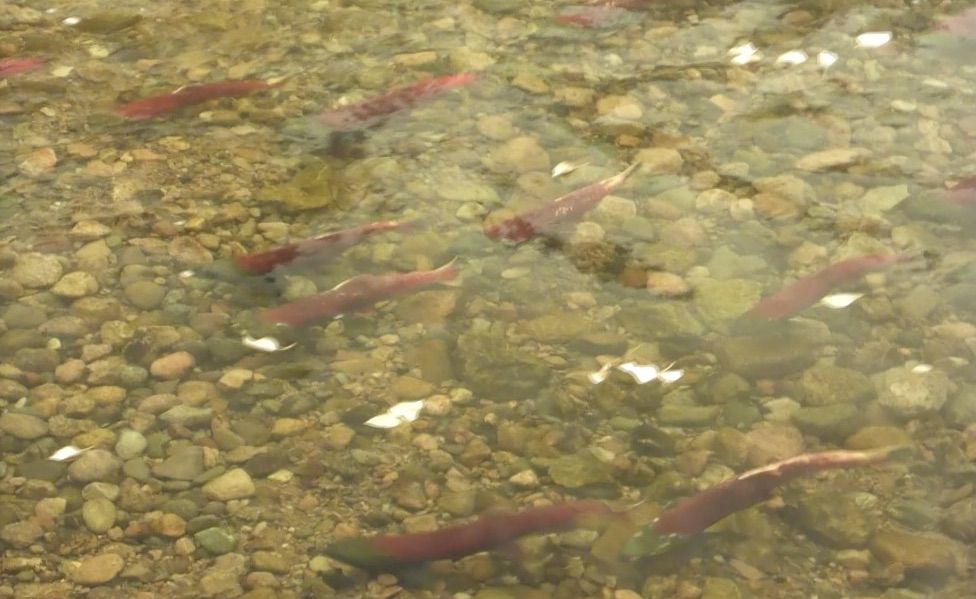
[1,0,975,598]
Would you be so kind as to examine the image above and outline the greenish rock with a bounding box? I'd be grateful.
[701,577,742,599]
[114,430,147,459]
[82,498,116,533]
[886,498,941,531]
[12,348,59,373]
[257,159,342,211]
[705,246,767,278]
[722,400,761,428]
[792,404,863,441]
[457,321,551,400]
[944,385,976,427]
[159,405,213,428]
[76,12,141,33]
[942,497,976,542]
[87,357,148,387]
[473,0,521,13]
[547,451,615,489]
[870,525,967,576]
[153,446,205,481]
[859,184,909,213]
[796,490,879,547]
[16,460,65,482]
[437,489,477,517]
[630,423,676,456]
[124,280,166,310]
[122,458,151,482]
[798,364,875,406]
[617,302,704,337]
[694,279,762,323]
[520,311,592,343]
[194,527,237,555]
[894,285,942,321]
[2,304,46,328]
[710,373,751,403]
[875,366,949,419]
[0,412,48,440]
[67,449,122,483]
[844,426,912,450]
[657,404,721,428]
[252,551,290,574]
[714,333,819,379]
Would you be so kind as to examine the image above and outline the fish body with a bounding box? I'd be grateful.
[0,57,44,79]
[746,253,907,320]
[484,163,639,242]
[315,72,476,131]
[945,176,976,206]
[257,259,458,327]
[114,79,283,119]
[324,500,612,571]
[233,220,406,275]
[651,447,899,536]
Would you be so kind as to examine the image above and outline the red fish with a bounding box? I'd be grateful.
[233,220,407,275]
[113,79,284,120]
[746,253,908,321]
[324,500,613,571]
[315,72,476,131]
[0,57,44,79]
[257,259,459,327]
[484,163,639,242]
[650,446,900,537]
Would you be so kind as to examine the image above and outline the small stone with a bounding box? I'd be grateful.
[635,147,683,174]
[149,351,195,380]
[69,553,125,586]
[51,271,99,298]
[322,423,355,449]
[153,446,206,480]
[0,412,48,439]
[18,147,57,176]
[875,366,949,418]
[194,527,237,555]
[870,525,967,576]
[646,272,691,297]
[202,468,255,501]
[149,513,187,538]
[82,498,117,533]
[68,448,122,483]
[159,405,213,428]
[115,429,147,459]
[795,148,867,171]
[169,236,213,266]
[792,404,864,441]
[0,520,43,548]
[124,280,166,310]
[12,252,63,288]
[70,220,111,240]
[485,136,549,174]
[509,469,539,488]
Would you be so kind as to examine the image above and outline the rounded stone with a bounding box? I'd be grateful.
[123,280,166,310]
[69,553,125,586]
[68,449,122,483]
[82,497,117,533]
[51,271,99,298]
[149,351,195,380]
[0,412,49,440]
[202,468,255,501]
[12,252,63,288]
[115,429,147,459]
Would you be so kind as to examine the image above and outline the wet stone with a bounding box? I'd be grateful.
[150,351,196,380]
[69,553,125,586]
[942,497,976,542]
[124,280,166,310]
[202,468,255,501]
[870,525,967,576]
[0,412,48,440]
[792,404,864,441]
[0,520,43,548]
[796,490,879,547]
[798,364,875,405]
[159,405,213,428]
[51,271,99,298]
[194,527,237,555]
[68,449,122,483]
[82,498,117,533]
[547,451,615,488]
[714,334,819,379]
[115,429,147,459]
[12,252,63,288]
[153,446,205,481]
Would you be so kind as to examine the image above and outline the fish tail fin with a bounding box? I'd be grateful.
[434,256,461,281]
[603,162,641,189]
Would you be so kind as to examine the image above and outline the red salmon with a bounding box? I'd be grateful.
[0,57,44,79]
[257,259,459,327]
[746,253,908,320]
[484,163,639,242]
[233,220,407,275]
[114,79,284,119]
[315,73,476,131]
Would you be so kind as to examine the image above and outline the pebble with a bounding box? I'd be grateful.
[194,527,237,555]
[51,271,99,298]
[124,280,166,309]
[635,147,683,174]
[149,351,196,380]
[0,412,48,439]
[115,429,148,459]
[12,252,63,288]
[0,521,43,548]
[646,272,692,297]
[485,136,550,174]
[509,469,539,488]
[69,553,125,586]
[82,498,117,533]
[875,366,949,418]
[202,468,255,501]
[68,449,122,483]
[795,147,867,171]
